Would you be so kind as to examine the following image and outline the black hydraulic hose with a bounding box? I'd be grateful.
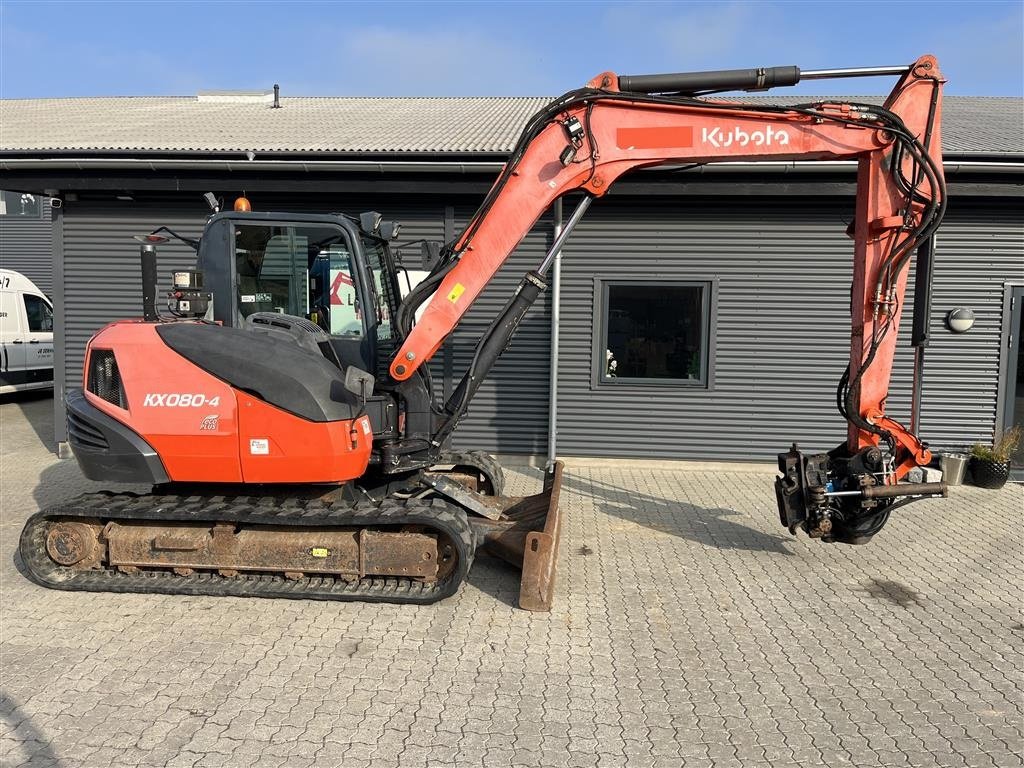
[395,258,459,340]
[833,99,945,440]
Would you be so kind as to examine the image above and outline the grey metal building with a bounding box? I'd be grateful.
[0,190,53,293]
[1,93,1022,463]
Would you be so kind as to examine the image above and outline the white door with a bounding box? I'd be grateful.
[0,288,27,391]
[19,292,55,387]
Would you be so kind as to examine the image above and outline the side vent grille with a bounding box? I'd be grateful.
[87,349,126,409]
[67,410,109,450]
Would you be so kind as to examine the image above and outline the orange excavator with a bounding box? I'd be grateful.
[20,55,947,610]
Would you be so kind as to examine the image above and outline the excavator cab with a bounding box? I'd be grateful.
[195,211,402,376]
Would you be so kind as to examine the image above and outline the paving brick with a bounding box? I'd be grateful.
[1,395,1021,768]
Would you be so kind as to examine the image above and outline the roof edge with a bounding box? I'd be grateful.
[3,157,1022,175]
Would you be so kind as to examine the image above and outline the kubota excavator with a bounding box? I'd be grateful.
[20,55,948,611]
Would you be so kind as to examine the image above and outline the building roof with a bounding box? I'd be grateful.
[1,94,1021,158]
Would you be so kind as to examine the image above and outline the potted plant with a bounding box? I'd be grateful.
[968,426,1021,489]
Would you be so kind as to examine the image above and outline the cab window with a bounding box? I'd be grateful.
[233,223,364,336]
[23,295,53,332]
[361,236,399,345]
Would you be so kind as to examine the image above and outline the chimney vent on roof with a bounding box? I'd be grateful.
[273,84,281,109]
[196,90,274,104]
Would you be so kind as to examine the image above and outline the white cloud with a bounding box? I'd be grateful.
[600,1,819,71]
[300,23,561,96]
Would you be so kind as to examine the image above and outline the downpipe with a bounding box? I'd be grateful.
[546,199,564,470]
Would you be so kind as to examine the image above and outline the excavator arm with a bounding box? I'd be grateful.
[390,55,946,543]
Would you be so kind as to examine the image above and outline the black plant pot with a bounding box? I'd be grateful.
[969,457,1011,489]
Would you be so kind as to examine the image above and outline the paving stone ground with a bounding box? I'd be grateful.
[1,392,1021,768]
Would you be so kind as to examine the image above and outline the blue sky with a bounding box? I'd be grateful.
[1,1,1021,98]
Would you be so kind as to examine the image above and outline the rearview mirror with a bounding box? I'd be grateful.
[421,241,441,270]
[343,366,375,401]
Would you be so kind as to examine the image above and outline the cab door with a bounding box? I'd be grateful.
[19,292,54,386]
[0,287,27,390]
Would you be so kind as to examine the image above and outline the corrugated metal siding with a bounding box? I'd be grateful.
[57,195,551,454]
[0,212,53,294]
[891,201,1024,448]
[58,193,1022,459]
[61,201,208,395]
[554,197,1023,461]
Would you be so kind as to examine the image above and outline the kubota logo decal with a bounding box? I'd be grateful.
[143,393,221,407]
[702,125,790,148]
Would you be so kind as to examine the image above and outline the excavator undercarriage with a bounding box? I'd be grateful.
[21,459,563,609]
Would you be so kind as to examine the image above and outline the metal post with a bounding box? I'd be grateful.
[51,197,71,456]
[546,199,564,470]
[910,235,936,435]
[140,244,159,322]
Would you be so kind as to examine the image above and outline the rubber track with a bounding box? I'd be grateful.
[19,492,475,605]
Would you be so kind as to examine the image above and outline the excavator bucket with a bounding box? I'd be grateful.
[469,461,564,611]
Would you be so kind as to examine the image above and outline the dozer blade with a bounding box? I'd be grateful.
[469,461,564,611]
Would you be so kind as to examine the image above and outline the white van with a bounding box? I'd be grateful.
[0,270,54,394]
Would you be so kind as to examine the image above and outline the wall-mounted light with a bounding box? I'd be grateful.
[945,307,975,333]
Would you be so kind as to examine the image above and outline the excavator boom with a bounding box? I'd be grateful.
[391,59,944,452]
[390,55,946,542]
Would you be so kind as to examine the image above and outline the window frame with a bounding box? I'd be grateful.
[226,216,387,371]
[592,277,716,390]
[228,219,377,327]
[22,293,53,333]
[0,190,46,219]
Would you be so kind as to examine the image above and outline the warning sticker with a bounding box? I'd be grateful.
[447,283,465,303]
[249,438,269,455]
[361,417,372,435]
[240,294,256,304]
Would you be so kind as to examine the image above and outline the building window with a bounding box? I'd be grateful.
[597,281,711,387]
[0,190,44,218]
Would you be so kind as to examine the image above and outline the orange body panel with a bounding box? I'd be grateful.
[236,393,372,483]
[83,321,371,484]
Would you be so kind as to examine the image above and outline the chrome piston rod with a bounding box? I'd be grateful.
[801,65,912,80]
[825,482,947,499]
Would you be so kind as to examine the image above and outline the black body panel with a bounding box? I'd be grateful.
[155,322,357,423]
[66,388,170,484]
